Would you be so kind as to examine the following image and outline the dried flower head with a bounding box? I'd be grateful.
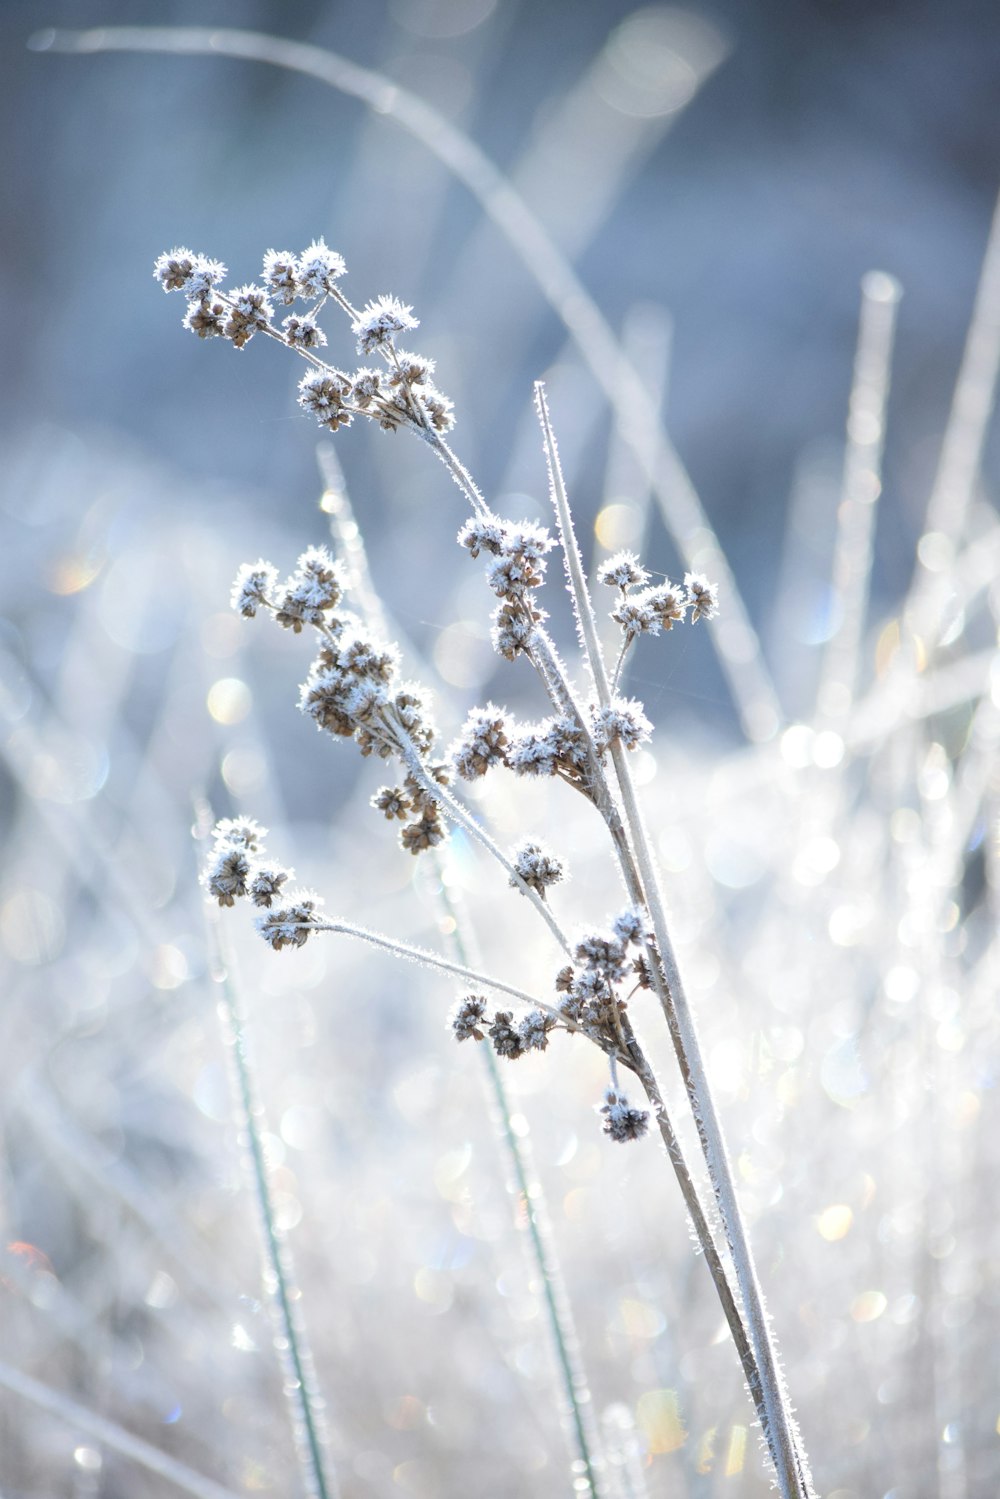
[153,247,197,292]
[352,295,419,355]
[488,1010,524,1060]
[262,249,300,304]
[590,698,653,754]
[597,550,649,590]
[297,370,355,430]
[519,1009,555,1052]
[283,315,327,350]
[451,705,509,780]
[249,865,292,908]
[202,845,251,907]
[226,284,274,348]
[231,561,279,618]
[450,994,489,1043]
[685,572,720,622]
[598,1088,650,1143]
[212,817,267,852]
[510,840,564,894]
[297,238,347,298]
[256,893,324,951]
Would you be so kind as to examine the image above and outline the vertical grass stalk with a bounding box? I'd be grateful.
[321,455,605,1496]
[535,384,813,1498]
[202,896,336,1499]
[436,870,607,1499]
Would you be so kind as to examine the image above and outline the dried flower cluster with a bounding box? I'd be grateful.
[172,238,811,1496]
[175,244,722,1148]
[231,544,450,856]
[448,523,711,793]
[160,206,820,1490]
[154,242,454,437]
[202,818,323,951]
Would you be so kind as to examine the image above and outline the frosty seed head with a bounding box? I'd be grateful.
[450,994,488,1042]
[450,705,509,780]
[249,865,292,908]
[262,249,301,304]
[598,1088,650,1143]
[590,698,653,754]
[457,516,505,558]
[597,550,649,590]
[202,846,251,907]
[154,248,227,296]
[297,239,347,299]
[212,817,267,852]
[283,315,327,350]
[231,561,278,618]
[187,257,228,300]
[352,295,419,355]
[298,370,355,430]
[225,284,274,348]
[685,571,720,622]
[256,892,324,951]
[519,1009,555,1052]
[488,1010,524,1060]
[612,907,648,947]
[510,840,564,894]
[372,786,412,821]
[183,298,227,339]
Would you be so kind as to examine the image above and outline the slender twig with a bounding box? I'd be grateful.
[202,898,336,1499]
[435,872,608,1499]
[308,916,603,1048]
[320,456,608,1494]
[390,732,571,955]
[0,1358,245,1499]
[817,270,901,727]
[534,383,813,1498]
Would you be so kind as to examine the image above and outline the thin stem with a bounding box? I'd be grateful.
[310,916,601,1047]
[817,270,901,727]
[423,429,492,520]
[0,1359,244,1499]
[610,638,629,696]
[916,188,1000,580]
[205,906,336,1499]
[619,1024,763,1418]
[535,385,812,1496]
[390,731,572,956]
[436,872,607,1498]
[535,384,614,705]
[320,457,607,1495]
[610,748,812,1499]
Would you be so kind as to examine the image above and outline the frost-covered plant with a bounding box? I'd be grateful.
[166,243,813,1499]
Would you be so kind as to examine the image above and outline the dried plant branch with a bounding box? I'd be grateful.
[33,22,782,741]
[148,209,813,1492]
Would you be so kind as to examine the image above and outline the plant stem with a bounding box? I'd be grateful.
[391,733,571,955]
[435,871,607,1499]
[535,383,813,1497]
[205,905,336,1499]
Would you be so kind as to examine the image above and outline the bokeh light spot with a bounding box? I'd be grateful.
[221,746,265,795]
[207,677,251,725]
[637,1388,686,1454]
[851,1291,887,1324]
[816,1204,853,1242]
[724,1424,747,1476]
[150,944,189,990]
[594,501,642,549]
